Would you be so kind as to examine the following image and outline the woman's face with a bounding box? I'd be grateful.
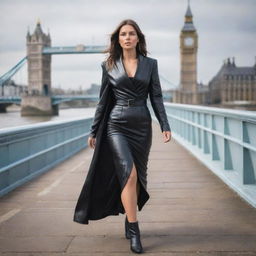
[119,24,139,51]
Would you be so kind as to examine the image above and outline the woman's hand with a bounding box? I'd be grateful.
[163,130,171,143]
[88,136,96,149]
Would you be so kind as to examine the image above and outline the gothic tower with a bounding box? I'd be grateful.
[22,21,57,116]
[26,20,51,95]
[179,0,198,104]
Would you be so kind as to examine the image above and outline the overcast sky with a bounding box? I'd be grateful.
[0,0,255,90]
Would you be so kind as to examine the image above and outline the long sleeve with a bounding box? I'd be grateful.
[89,62,110,138]
[149,59,171,132]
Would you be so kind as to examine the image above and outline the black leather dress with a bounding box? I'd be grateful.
[73,53,171,224]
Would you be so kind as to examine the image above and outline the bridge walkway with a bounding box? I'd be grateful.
[0,122,256,255]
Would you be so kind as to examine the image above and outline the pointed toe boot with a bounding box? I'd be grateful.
[125,216,131,239]
[128,221,143,254]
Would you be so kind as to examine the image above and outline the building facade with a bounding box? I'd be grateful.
[209,57,256,105]
[1,80,28,97]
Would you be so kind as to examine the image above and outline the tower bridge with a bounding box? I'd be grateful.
[23,21,108,116]
[0,21,107,115]
[0,21,174,115]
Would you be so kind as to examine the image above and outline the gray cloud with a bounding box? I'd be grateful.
[0,0,255,90]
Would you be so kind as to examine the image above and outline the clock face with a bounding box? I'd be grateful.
[184,37,194,46]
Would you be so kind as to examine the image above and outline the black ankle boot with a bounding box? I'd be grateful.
[128,221,143,254]
[125,216,131,239]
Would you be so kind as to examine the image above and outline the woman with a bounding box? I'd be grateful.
[73,19,171,254]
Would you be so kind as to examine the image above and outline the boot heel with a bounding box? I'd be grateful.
[125,216,131,239]
[128,221,143,254]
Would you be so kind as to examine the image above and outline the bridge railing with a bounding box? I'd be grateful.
[1,102,256,207]
[159,103,256,208]
[0,117,93,196]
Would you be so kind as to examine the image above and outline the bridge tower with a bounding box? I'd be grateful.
[21,20,58,115]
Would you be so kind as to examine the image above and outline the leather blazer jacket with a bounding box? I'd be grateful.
[89,54,171,138]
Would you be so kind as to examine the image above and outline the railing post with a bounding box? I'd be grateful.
[242,121,255,184]
[164,102,256,208]
[203,114,210,154]
[224,117,233,170]
[192,112,196,145]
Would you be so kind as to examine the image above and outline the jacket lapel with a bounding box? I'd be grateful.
[108,54,144,86]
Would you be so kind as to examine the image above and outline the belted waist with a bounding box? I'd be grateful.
[115,98,147,107]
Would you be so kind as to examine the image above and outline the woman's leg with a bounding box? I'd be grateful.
[121,162,138,222]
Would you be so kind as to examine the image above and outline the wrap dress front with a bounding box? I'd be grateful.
[73,53,171,224]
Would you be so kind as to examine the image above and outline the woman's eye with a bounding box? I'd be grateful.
[120,32,136,36]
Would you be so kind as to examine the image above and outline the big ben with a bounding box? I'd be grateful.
[178,0,198,104]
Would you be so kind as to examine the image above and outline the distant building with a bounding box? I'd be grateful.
[1,80,28,96]
[197,81,211,105]
[86,83,100,95]
[172,2,256,108]
[209,57,256,104]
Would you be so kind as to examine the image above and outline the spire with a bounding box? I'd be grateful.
[185,0,193,18]
[33,19,44,36]
[26,25,30,38]
[182,0,196,32]
[232,57,236,67]
[47,27,51,41]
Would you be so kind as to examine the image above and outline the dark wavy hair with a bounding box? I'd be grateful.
[103,19,148,71]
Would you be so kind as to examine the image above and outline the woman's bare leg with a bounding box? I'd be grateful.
[136,180,140,199]
[121,163,138,222]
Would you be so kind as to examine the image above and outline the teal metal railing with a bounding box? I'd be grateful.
[1,102,255,208]
[0,117,93,196]
[158,103,256,208]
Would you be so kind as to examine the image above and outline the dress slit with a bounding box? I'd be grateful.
[120,160,144,210]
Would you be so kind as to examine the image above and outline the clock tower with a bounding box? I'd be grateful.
[178,0,198,104]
